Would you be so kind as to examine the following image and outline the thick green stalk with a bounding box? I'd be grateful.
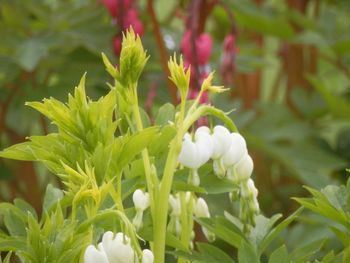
[153,137,182,263]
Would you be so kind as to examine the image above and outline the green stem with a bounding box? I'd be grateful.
[153,137,182,263]
[131,86,158,223]
[178,192,190,263]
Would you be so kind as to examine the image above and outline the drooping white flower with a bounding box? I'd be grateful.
[193,197,210,218]
[211,125,232,159]
[142,249,154,263]
[222,133,247,168]
[102,231,135,263]
[133,189,150,211]
[178,133,200,169]
[178,129,213,169]
[84,244,109,263]
[236,154,254,181]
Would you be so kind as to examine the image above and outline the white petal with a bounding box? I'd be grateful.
[142,249,154,263]
[178,135,200,169]
[211,125,232,159]
[102,232,135,263]
[193,198,210,218]
[133,189,150,211]
[222,133,247,167]
[84,244,109,263]
[195,131,214,166]
[236,154,254,181]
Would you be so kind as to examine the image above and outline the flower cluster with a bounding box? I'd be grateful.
[101,0,144,56]
[178,125,259,226]
[84,231,153,263]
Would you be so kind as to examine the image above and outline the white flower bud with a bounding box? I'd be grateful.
[133,189,150,211]
[222,133,247,168]
[169,194,181,216]
[84,244,109,263]
[193,198,210,218]
[102,231,135,263]
[202,227,215,242]
[236,154,254,181]
[142,249,154,263]
[211,126,232,159]
[246,178,258,197]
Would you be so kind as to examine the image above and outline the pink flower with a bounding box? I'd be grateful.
[124,9,144,36]
[220,34,238,85]
[196,33,212,65]
[180,31,212,65]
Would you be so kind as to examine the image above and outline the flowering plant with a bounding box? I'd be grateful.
[0,28,343,263]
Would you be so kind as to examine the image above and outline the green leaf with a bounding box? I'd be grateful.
[15,38,48,71]
[155,103,175,126]
[238,241,260,263]
[197,242,235,263]
[289,238,325,263]
[0,141,36,161]
[43,184,64,213]
[268,245,288,263]
[258,207,303,254]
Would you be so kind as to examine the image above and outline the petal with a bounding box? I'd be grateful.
[222,133,247,167]
[142,249,154,263]
[236,154,254,181]
[193,198,210,218]
[102,232,135,263]
[178,136,199,169]
[195,131,214,166]
[133,189,150,211]
[84,245,109,263]
[211,125,232,159]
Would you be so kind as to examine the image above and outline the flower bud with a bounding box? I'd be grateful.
[236,154,254,181]
[246,178,258,197]
[102,231,135,263]
[193,197,210,218]
[169,194,181,217]
[211,126,232,159]
[222,133,247,168]
[142,249,154,263]
[168,55,190,101]
[119,28,148,87]
[195,127,214,165]
[133,189,150,211]
[84,244,109,263]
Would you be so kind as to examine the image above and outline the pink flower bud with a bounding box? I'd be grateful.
[124,9,144,36]
[196,33,212,65]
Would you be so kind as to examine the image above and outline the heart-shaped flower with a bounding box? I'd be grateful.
[102,231,135,263]
[222,132,247,168]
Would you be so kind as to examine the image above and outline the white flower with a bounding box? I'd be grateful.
[84,244,109,263]
[102,231,136,263]
[169,194,181,216]
[178,128,213,169]
[236,154,254,181]
[142,249,154,263]
[193,197,210,218]
[211,125,232,159]
[222,133,247,168]
[133,189,150,211]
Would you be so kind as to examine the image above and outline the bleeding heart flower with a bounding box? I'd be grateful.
[113,36,122,56]
[236,154,254,181]
[211,126,232,159]
[196,33,212,65]
[222,133,247,168]
[84,244,109,263]
[142,249,154,263]
[102,231,136,263]
[132,189,150,211]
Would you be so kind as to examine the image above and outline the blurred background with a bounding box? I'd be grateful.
[0,0,350,248]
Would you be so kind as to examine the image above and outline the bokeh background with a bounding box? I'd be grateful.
[0,0,350,252]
